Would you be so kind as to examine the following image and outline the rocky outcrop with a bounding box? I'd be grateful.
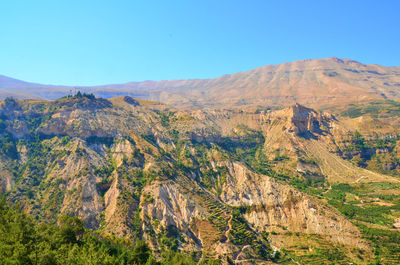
[220,162,367,248]
[264,103,335,136]
[142,181,208,250]
[54,140,106,229]
[138,160,372,262]
[0,161,13,192]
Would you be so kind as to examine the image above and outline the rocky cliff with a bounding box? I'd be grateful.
[2,96,399,263]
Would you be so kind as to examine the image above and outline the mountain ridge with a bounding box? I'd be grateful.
[2,57,400,110]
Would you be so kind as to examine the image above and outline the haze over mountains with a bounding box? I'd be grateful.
[2,57,400,109]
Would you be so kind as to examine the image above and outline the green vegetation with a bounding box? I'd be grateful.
[159,111,176,127]
[358,224,400,265]
[228,209,255,245]
[321,183,400,225]
[281,235,350,265]
[308,182,400,263]
[61,91,96,100]
[3,97,18,109]
[0,132,18,159]
[141,133,158,146]
[215,125,265,161]
[341,131,400,177]
[200,166,227,195]
[0,199,221,265]
[227,208,270,259]
[86,136,115,147]
[5,97,400,263]
[204,197,229,233]
[340,100,400,118]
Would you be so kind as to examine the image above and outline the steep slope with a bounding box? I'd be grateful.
[258,103,399,183]
[3,96,400,263]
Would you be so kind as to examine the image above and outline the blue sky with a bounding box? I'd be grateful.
[0,0,399,86]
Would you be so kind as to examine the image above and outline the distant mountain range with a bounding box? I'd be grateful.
[2,57,400,109]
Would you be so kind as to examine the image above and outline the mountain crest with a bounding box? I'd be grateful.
[1,57,399,110]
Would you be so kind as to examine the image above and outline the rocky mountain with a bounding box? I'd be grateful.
[2,95,400,264]
[2,57,400,110]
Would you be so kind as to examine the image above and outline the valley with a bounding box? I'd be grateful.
[1,93,400,264]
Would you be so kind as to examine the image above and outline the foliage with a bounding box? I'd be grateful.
[159,111,176,127]
[228,209,256,245]
[0,132,18,159]
[141,133,158,146]
[341,131,400,177]
[61,91,96,100]
[341,100,400,118]
[0,199,205,265]
[358,224,400,265]
[323,183,400,225]
[215,126,265,160]
[86,136,114,147]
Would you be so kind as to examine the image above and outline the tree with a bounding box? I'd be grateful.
[56,215,84,245]
[131,239,151,264]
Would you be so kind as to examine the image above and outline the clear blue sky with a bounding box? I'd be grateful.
[0,0,399,86]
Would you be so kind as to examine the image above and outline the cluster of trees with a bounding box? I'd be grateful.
[0,199,220,265]
[62,91,96,99]
[0,132,18,159]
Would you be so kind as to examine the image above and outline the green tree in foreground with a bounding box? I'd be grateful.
[0,198,220,265]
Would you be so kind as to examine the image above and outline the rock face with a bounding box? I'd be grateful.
[265,103,335,136]
[220,162,364,247]
[139,160,372,262]
[287,103,333,134]
[0,160,14,192]
[0,96,388,263]
[141,181,205,252]
[257,103,397,184]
